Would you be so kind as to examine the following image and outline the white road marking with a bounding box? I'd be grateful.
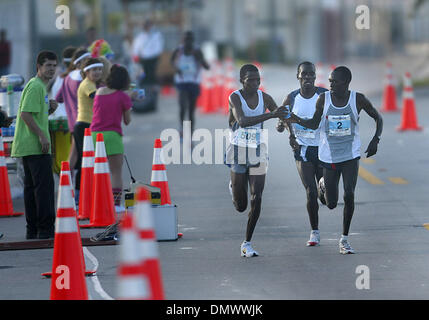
[83,247,114,300]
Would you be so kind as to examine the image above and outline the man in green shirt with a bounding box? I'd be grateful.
[11,50,58,239]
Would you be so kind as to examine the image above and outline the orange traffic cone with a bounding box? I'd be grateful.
[161,85,175,97]
[80,133,116,228]
[197,70,209,109]
[316,62,327,88]
[50,174,88,300]
[42,162,96,278]
[60,161,74,200]
[135,187,165,300]
[213,60,224,111]
[397,72,422,131]
[200,69,216,113]
[381,62,399,112]
[222,58,238,115]
[117,213,150,300]
[150,139,171,205]
[78,128,94,220]
[0,132,23,217]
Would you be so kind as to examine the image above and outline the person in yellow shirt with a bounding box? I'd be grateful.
[74,58,103,204]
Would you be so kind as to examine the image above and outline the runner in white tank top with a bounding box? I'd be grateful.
[277,62,327,247]
[226,64,288,258]
[285,66,383,254]
[171,31,209,136]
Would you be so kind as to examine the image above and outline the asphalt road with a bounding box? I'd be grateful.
[1,65,429,301]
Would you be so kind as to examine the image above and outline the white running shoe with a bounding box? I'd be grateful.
[229,180,233,197]
[339,238,355,254]
[241,241,259,257]
[306,230,320,247]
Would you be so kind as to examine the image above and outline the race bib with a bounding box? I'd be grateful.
[179,60,197,81]
[231,128,260,148]
[328,115,351,136]
[293,123,316,139]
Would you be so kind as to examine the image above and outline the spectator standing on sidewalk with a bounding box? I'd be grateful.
[11,50,59,239]
[132,19,164,86]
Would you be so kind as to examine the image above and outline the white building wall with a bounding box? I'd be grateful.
[37,0,61,36]
[0,0,32,80]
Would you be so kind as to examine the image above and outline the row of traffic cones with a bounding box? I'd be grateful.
[73,130,117,228]
[381,62,422,131]
[1,120,172,299]
[49,134,171,299]
[49,170,164,299]
[75,130,172,227]
[197,58,240,115]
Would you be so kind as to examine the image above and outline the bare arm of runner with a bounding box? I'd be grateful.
[287,93,324,130]
[276,94,299,151]
[170,48,182,76]
[195,49,210,70]
[229,92,287,128]
[356,93,383,158]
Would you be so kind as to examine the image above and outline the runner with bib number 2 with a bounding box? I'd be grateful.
[285,66,383,255]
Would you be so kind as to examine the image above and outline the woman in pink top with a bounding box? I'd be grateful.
[91,64,134,212]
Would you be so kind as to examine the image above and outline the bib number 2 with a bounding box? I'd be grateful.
[328,115,351,136]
